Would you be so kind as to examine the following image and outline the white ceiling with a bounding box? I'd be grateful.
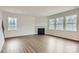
[0,6,78,16]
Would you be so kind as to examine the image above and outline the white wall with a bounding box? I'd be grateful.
[35,16,48,34]
[46,8,79,41]
[0,11,5,52]
[3,12,48,37]
[34,8,79,41]
[3,12,35,38]
[3,8,79,41]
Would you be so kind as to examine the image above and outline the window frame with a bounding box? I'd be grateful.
[48,18,55,30]
[56,17,64,30]
[65,15,77,32]
[8,16,17,31]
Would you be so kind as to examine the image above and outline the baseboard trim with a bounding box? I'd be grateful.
[5,34,36,39]
[46,34,79,42]
[5,34,79,42]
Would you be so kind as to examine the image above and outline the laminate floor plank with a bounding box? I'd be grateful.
[1,35,79,53]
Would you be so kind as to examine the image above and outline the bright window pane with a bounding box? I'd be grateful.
[49,19,55,30]
[56,17,64,30]
[65,15,77,31]
[8,17,17,30]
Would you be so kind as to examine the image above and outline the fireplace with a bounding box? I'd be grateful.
[38,28,45,35]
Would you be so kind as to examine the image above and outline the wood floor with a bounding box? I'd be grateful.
[1,35,79,53]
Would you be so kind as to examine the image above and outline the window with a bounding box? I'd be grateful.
[65,15,77,31]
[56,17,64,30]
[48,19,55,30]
[8,16,17,30]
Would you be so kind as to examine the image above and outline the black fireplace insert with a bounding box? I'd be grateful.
[38,28,45,35]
